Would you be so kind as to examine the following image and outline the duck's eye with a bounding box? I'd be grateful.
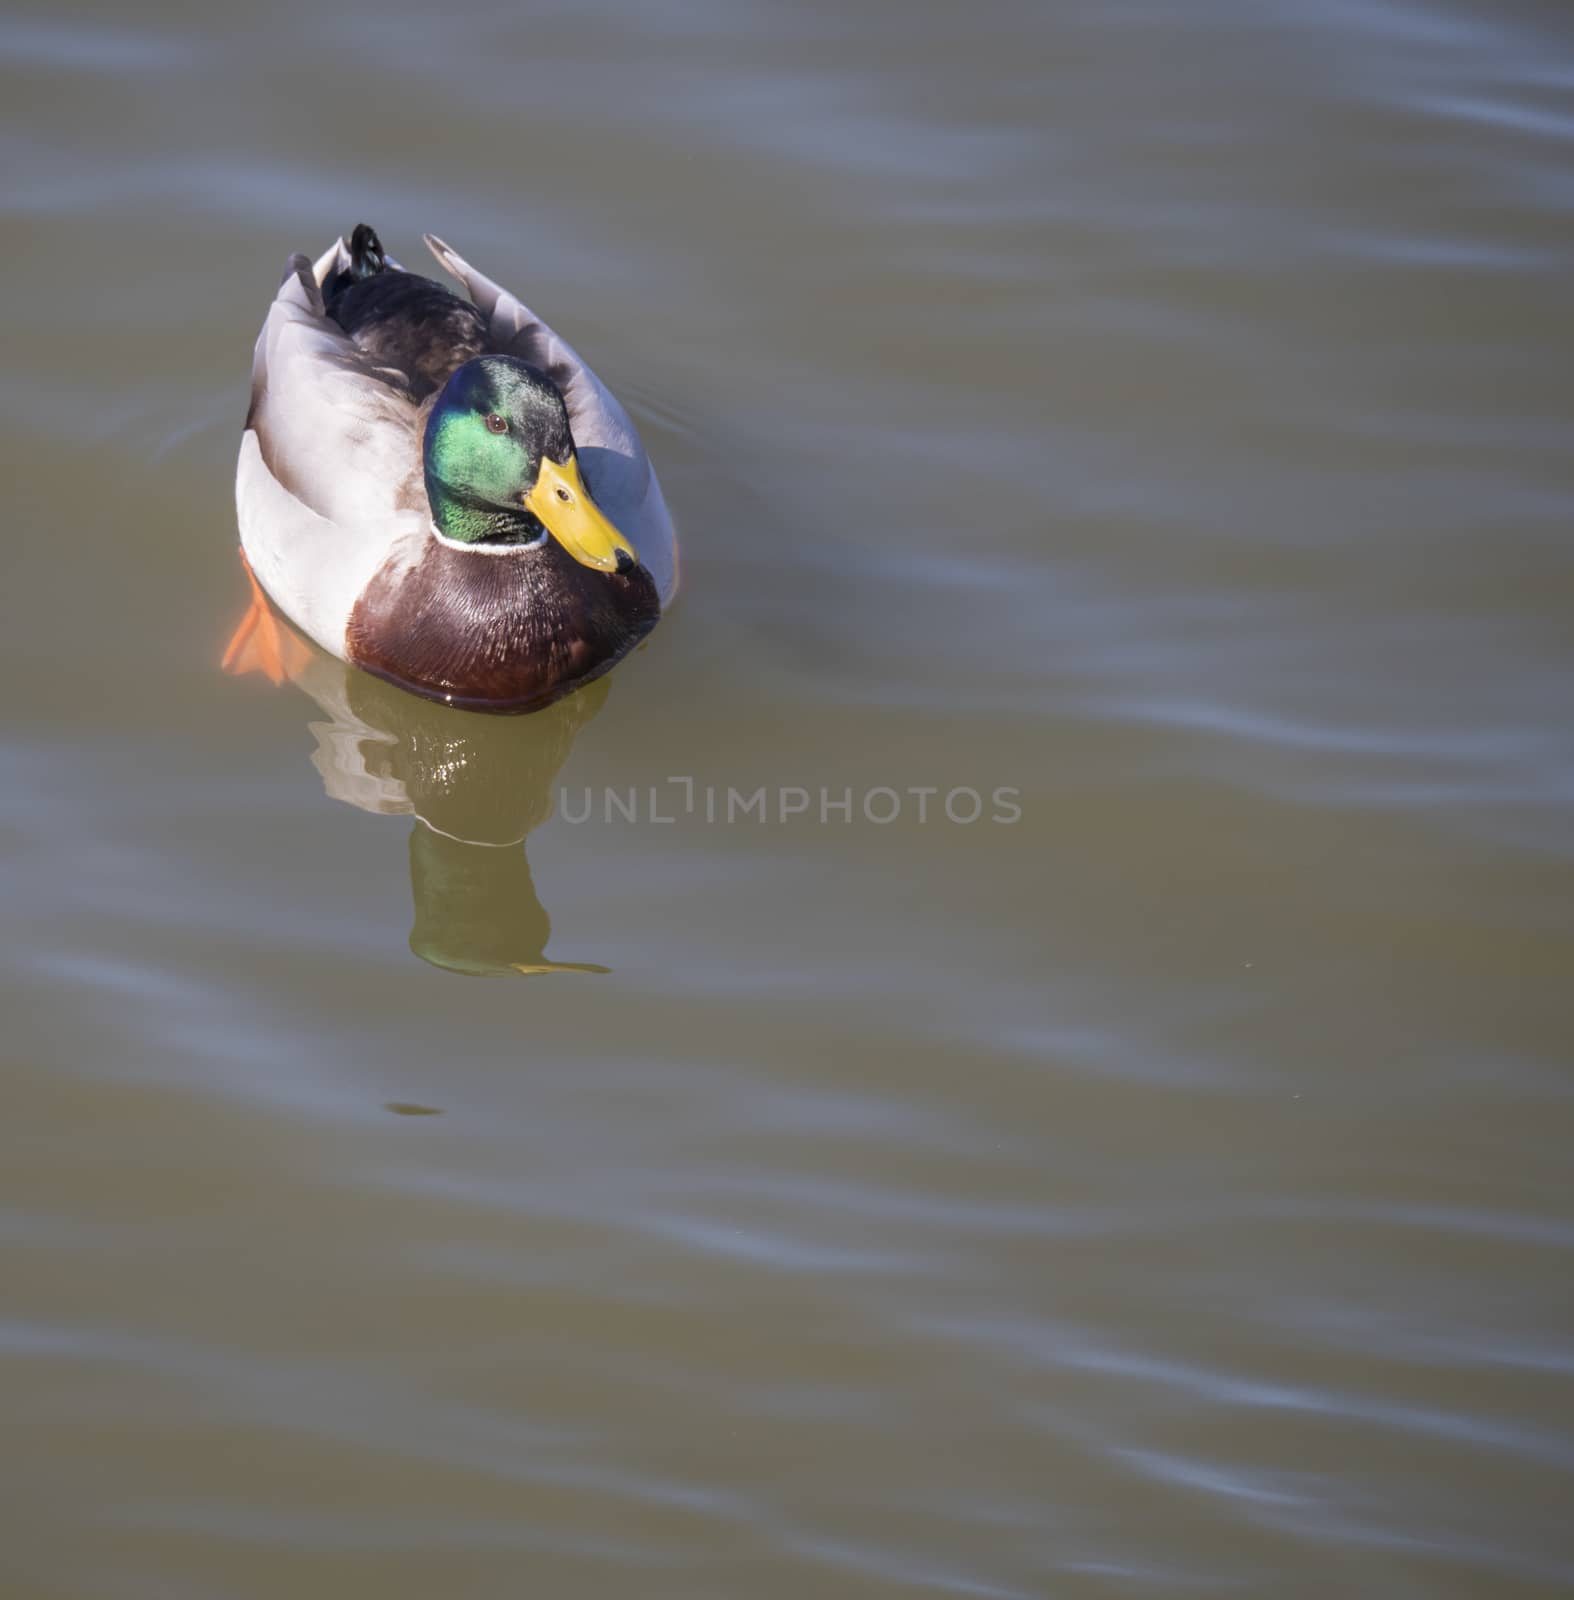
[485,413,508,434]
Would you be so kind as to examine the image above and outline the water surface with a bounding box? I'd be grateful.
[3,2,1573,1595]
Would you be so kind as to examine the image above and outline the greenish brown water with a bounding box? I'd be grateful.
[3,2,1573,1595]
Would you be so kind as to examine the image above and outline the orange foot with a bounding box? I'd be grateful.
[221,549,310,685]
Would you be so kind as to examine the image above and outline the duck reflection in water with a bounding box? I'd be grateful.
[225,593,611,978]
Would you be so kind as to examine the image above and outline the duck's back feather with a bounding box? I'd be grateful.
[326,269,489,400]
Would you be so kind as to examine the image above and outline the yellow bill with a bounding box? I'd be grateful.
[525,456,638,573]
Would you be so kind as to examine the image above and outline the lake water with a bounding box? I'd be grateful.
[3,1,1572,1595]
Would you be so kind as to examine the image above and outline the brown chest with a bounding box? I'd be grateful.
[346,538,660,713]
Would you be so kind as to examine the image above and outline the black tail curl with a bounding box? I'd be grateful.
[348,222,387,280]
[323,222,388,308]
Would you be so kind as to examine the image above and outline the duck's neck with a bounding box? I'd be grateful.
[426,478,542,547]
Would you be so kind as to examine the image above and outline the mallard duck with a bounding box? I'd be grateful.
[228,224,677,713]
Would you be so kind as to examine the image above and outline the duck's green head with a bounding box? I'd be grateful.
[422,355,638,574]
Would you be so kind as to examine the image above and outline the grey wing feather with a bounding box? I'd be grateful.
[247,253,427,527]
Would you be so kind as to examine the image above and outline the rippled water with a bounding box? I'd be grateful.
[4,1,1573,1594]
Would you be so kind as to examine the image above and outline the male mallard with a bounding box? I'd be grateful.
[229,224,677,713]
